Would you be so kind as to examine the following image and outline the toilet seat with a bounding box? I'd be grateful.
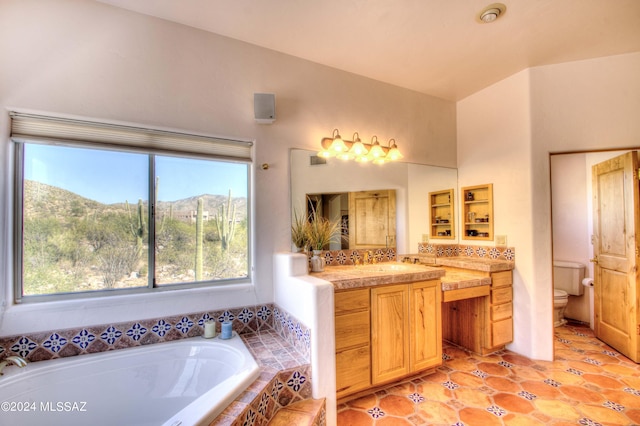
[554,289,568,300]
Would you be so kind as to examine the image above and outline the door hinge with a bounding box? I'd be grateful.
[637,168,640,180]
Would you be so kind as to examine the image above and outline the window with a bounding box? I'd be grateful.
[12,113,252,302]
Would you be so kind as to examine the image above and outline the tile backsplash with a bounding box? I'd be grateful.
[418,243,515,261]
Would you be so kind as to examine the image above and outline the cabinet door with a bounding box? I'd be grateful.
[371,285,409,384]
[410,280,442,371]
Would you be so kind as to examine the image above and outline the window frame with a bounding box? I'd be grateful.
[11,113,254,304]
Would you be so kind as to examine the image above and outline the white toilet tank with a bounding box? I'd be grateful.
[553,260,585,296]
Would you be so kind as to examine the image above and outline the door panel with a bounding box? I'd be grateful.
[592,151,640,362]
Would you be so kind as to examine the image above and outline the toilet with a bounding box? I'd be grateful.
[553,260,585,327]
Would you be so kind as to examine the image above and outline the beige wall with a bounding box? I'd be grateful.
[458,52,640,360]
[0,0,456,335]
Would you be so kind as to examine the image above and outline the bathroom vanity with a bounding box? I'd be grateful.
[314,264,444,399]
[314,256,514,400]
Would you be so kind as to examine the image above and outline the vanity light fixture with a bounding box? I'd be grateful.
[477,3,506,23]
[318,129,404,164]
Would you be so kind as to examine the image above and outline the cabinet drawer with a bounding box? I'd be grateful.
[335,289,369,315]
[336,311,370,351]
[491,271,512,288]
[491,302,512,321]
[491,286,512,305]
[490,318,513,347]
[336,345,370,397]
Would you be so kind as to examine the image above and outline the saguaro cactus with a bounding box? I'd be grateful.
[215,190,236,251]
[195,197,204,281]
[126,198,145,257]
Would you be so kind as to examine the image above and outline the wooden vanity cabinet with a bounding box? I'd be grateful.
[335,280,442,399]
[371,280,442,386]
[335,288,371,399]
[441,270,513,355]
[485,270,513,352]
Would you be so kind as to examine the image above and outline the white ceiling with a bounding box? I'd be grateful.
[96,0,640,101]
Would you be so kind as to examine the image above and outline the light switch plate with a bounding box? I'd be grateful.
[422,234,429,242]
[496,235,507,247]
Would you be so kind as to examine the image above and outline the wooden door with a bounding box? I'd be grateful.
[371,284,409,384]
[410,280,442,371]
[592,151,640,362]
[348,190,396,249]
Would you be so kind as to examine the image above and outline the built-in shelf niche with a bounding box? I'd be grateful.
[429,189,455,239]
[462,184,493,240]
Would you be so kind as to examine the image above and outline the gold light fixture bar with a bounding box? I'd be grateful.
[318,129,403,164]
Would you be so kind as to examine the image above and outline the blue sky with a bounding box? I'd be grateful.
[25,144,248,204]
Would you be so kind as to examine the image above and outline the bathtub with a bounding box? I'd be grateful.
[0,335,260,426]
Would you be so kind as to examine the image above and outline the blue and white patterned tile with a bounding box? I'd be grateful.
[72,329,96,350]
[100,326,123,345]
[256,306,271,321]
[175,317,194,334]
[152,319,172,337]
[126,323,148,341]
[10,337,38,358]
[286,370,306,392]
[238,308,254,324]
[42,333,67,354]
[367,407,385,419]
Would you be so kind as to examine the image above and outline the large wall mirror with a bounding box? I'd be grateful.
[290,149,458,254]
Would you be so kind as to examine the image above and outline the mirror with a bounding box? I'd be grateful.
[307,189,396,250]
[290,149,458,254]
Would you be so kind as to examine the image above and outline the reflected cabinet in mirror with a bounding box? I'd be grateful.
[307,190,396,250]
[290,149,458,253]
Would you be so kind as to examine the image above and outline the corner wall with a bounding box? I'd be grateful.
[457,52,640,361]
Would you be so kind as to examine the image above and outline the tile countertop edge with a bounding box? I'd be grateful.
[310,265,445,291]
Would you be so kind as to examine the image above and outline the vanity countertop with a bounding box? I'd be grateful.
[311,262,491,292]
[440,267,491,291]
[311,263,445,291]
[403,254,514,272]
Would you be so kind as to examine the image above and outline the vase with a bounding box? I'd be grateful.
[310,250,325,272]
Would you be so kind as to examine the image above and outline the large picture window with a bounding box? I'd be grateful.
[12,113,252,302]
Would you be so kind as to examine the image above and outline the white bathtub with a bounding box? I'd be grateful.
[0,335,260,426]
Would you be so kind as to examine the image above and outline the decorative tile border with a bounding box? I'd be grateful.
[0,303,311,365]
[418,243,515,261]
[311,247,396,267]
[211,364,313,426]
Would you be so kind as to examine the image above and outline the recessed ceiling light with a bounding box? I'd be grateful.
[477,3,507,23]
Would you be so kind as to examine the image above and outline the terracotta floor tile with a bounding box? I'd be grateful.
[579,403,633,424]
[492,392,535,414]
[533,399,581,421]
[582,372,625,389]
[476,361,511,376]
[376,417,414,426]
[484,376,522,393]
[558,384,605,404]
[519,380,563,399]
[336,324,640,426]
[337,409,373,425]
[458,407,503,426]
[416,400,458,424]
[500,413,547,425]
[378,395,414,417]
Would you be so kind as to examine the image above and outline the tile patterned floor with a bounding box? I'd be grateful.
[337,324,640,425]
